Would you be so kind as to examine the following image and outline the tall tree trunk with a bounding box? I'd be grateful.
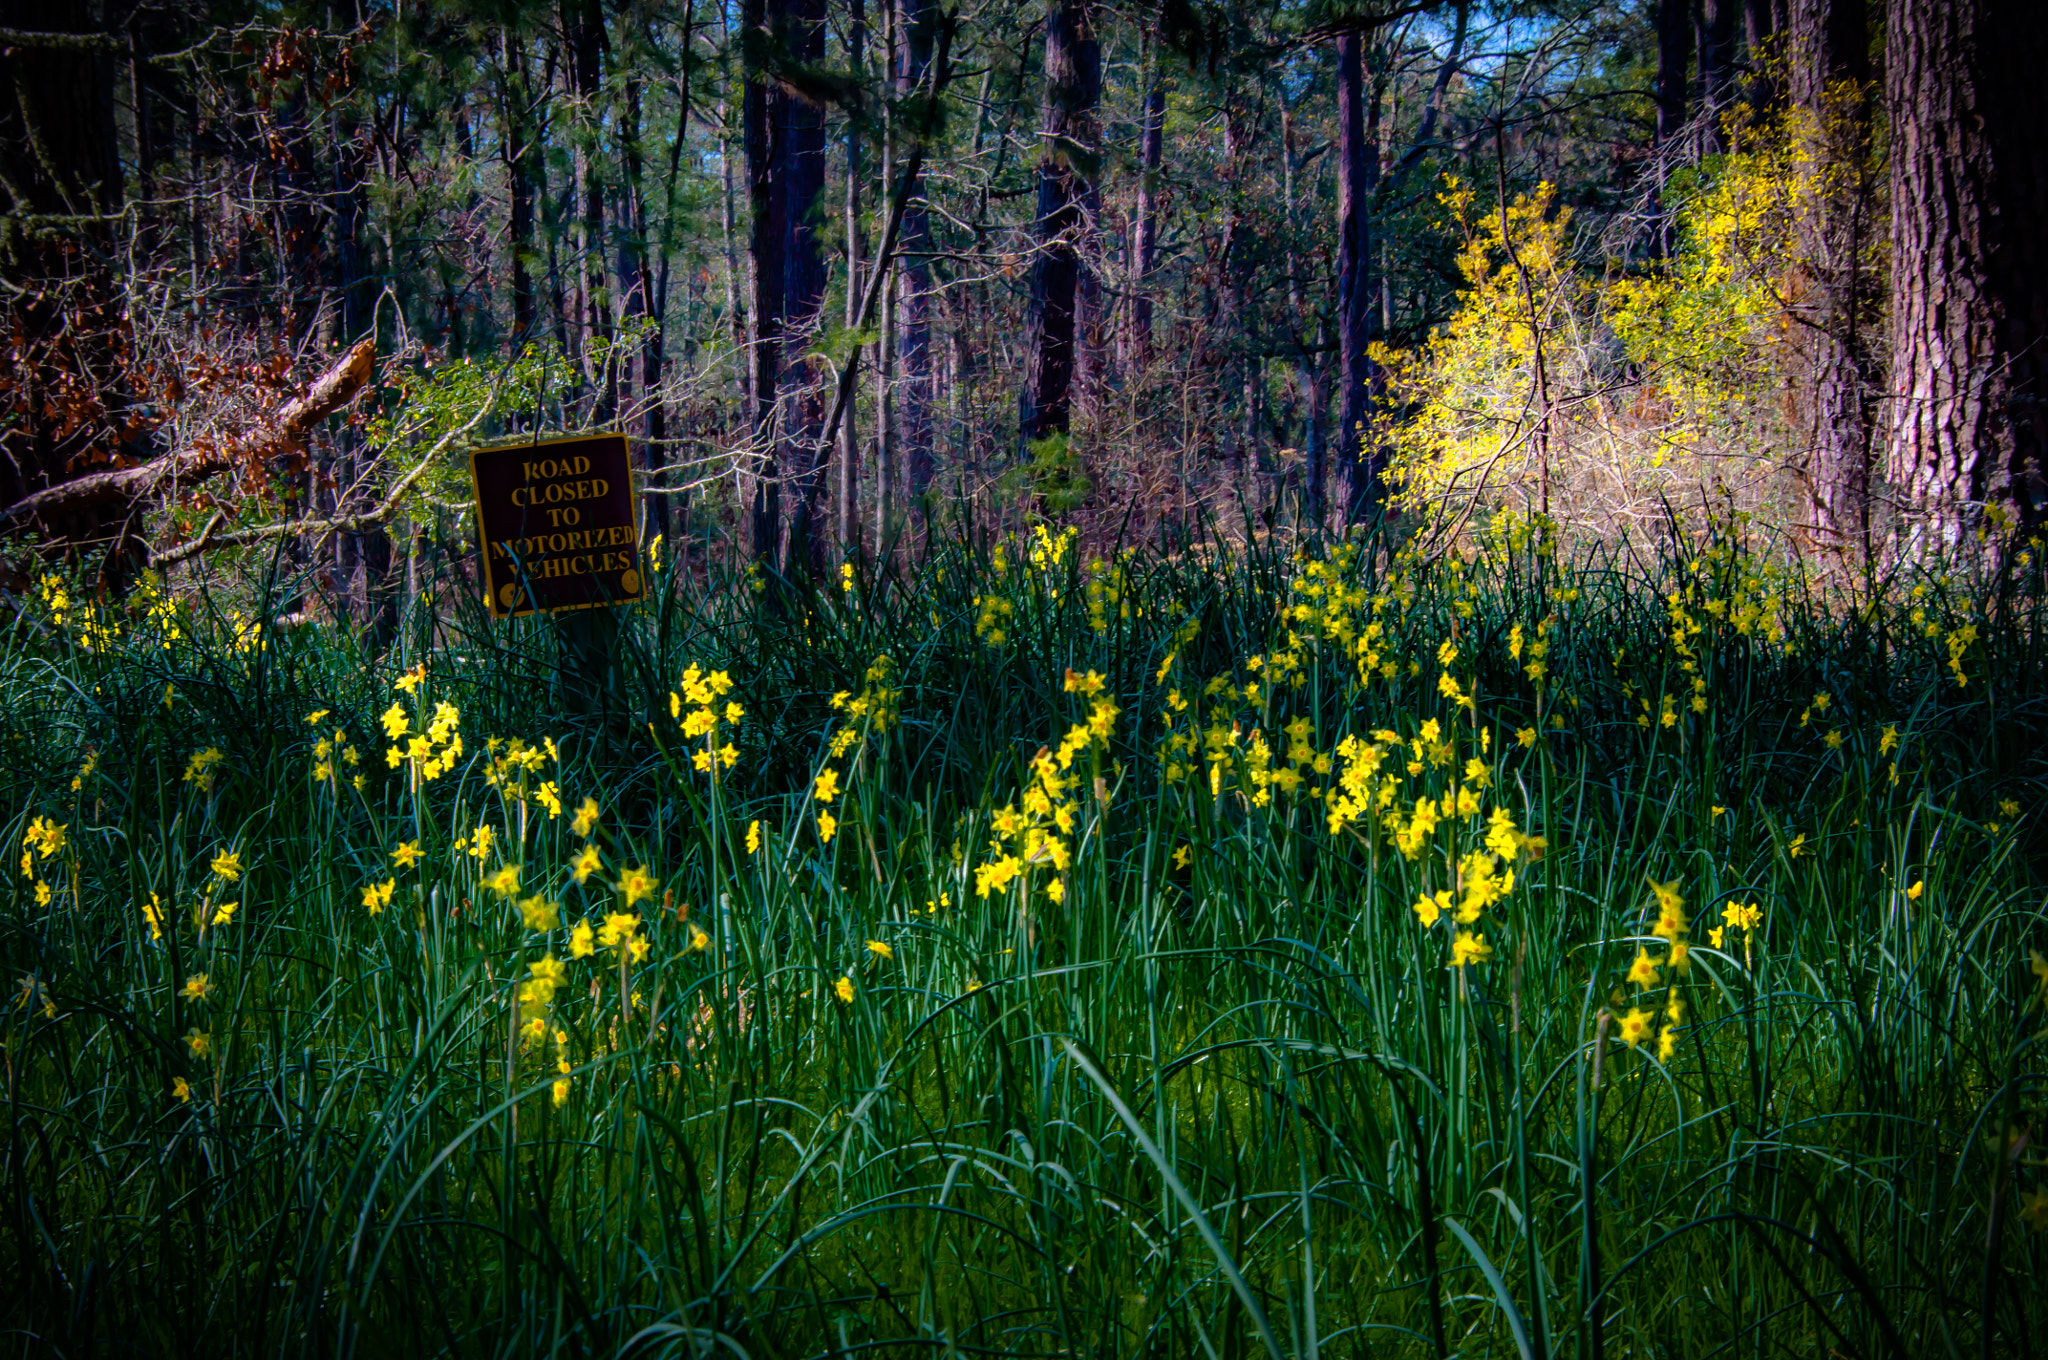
[1884,0,2048,540]
[1744,0,1785,114]
[500,32,539,339]
[1019,0,1100,449]
[896,0,938,531]
[565,0,612,416]
[1654,0,1692,147]
[621,46,683,556]
[776,0,830,581]
[1698,0,1738,154]
[1126,37,1164,372]
[838,0,865,557]
[1791,0,1875,554]
[1282,100,1324,531]
[1650,0,1693,259]
[744,0,783,561]
[874,0,896,552]
[1335,31,1377,518]
[1222,100,1257,486]
[330,86,391,640]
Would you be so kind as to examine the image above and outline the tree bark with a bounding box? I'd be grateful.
[1790,0,1875,554]
[1019,0,1099,449]
[896,0,938,530]
[1884,0,2048,540]
[838,0,864,557]
[744,0,783,561]
[1743,0,1786,114]
[1698,0,1738,154]
[498,31,539,339]
[775,0,830,581]
[564,0,612,414]
[1335,31,1378,518]
[1126,44,1164,372]
[1282,100,1325,531]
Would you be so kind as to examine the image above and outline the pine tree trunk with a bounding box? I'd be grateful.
[1019,0,1099,448]
[500,32,539,340]
[1790,0,1875,555]
[777,0,830,581]
[1335,31,1378,518]
[1126,56,1164,372]
[1282,101,1324,531]
[744,0,783,561]
[1698,0,1738,154]
[1744,0,1785,113]
[1884,0,2048,541]
[838,0,865,557]
[896,0,939,531]
[565,0,612,415]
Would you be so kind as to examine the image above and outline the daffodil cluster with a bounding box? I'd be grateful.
[1614,879,1692,1061]
[38,574,121,652]
[974,671,1117,903]
[382,668,464,781]
[304,709,363,791]
[485,735,562,816]
[826,654,902,760]
[670,663,741,773]
[20,816,69,910]
[183,747,226,793]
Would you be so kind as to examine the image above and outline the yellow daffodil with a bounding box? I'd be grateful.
[1448,930,1492,968]
[598,912,642,953]
[617,866,656,908]
[572,798,600,837]
[517,895,560,932]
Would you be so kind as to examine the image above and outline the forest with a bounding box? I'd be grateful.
[5,1,2048,1357]
[2,0,2041,584]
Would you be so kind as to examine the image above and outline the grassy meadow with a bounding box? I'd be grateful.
[5,514,2048,1358]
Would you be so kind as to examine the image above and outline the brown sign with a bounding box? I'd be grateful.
[470,433,643,618]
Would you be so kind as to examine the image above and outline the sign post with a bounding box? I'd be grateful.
[470,433,642,713]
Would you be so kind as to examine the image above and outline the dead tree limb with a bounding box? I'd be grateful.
[0,338,377,538]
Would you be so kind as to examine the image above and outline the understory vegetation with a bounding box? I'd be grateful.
[6,515,2048,1358]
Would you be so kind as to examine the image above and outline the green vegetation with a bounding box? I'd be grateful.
[6,517,2048,1357]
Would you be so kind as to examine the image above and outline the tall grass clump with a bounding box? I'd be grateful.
[5,513,2047,1358]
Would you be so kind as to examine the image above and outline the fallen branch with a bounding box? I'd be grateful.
[0,338,377,537]
[149,356,515,568]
